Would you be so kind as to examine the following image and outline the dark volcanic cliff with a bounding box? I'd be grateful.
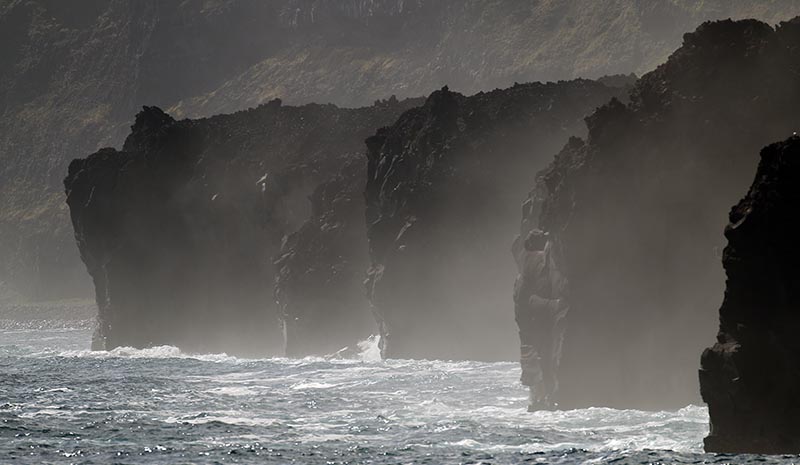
[700,137,800,454]
[274,158,377,357]
[5,0,800,304]
[64,98,417,355]
[363,80,629,361]
[522,18,800,409]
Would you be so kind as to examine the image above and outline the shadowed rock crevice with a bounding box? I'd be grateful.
[275,157,377,357]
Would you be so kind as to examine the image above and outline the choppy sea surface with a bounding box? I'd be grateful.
[1,323,797,464]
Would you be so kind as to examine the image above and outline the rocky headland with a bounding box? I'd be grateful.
[519,17,800,409]
[64,98,418,354]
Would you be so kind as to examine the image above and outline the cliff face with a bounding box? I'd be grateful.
[363,80,629,361]
[700,137,800,454]
[274,158,376,356]
[5,0,800,303]
[524,18,800,409]
[64,98,417,355]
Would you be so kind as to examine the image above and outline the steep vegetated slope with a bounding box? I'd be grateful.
[64,98,418,355]
[363,80,630,361]
[521,17,800,409]
[4,0,800,302]
[171,0,800,116]
[700,136,800,454]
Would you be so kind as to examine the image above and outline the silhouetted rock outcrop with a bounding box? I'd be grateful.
[64,98,418,355]
[364,80,629,361]
[523,17,800,409]
[700,136,800,454]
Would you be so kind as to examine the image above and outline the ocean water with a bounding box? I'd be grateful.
[0,325,796,464]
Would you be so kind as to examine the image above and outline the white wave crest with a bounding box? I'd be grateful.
[319,334,382,362]
[357,334,382,362]
[48,345,239,363]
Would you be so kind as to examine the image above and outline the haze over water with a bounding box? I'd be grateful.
[0,323,792,464]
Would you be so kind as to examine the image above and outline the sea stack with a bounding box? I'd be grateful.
[700,136,800,454]
[64,98,418,355]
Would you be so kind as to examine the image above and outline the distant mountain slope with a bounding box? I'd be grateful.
[169,0,800,116]
[3,0,800,301]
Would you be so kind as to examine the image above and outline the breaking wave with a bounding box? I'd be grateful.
[1,326,785,464]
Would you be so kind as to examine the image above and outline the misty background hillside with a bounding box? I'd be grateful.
[3,0,800,305]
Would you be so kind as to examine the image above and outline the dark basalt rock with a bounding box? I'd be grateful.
[700,136,800,454]
[363,80,630,361]
[523,18,800,409]
[274,157,376,357]
[64,98,418,355]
